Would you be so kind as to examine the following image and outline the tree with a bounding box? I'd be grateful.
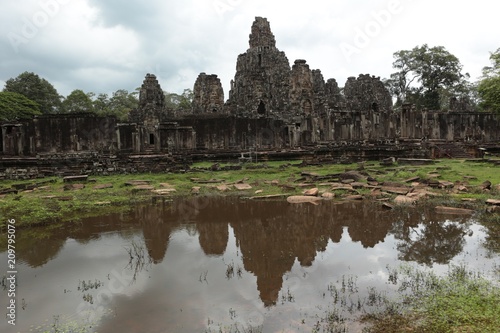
[62,89,94,113]
[386,44,469,110]
[477,48,500,112]
[92,93,111,115]
[0,91,42,121]
[164,89,193,110]
[107,89,138,121]
[3,72,62,114]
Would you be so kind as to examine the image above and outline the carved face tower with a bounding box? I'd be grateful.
[227,17,291,117]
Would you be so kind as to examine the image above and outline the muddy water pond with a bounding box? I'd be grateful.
[1,197,499,333]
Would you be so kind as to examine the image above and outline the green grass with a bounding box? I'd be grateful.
[1,159,500,229]
[364,264,500,333]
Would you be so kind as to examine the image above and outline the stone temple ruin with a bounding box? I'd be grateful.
[1,17,500,176]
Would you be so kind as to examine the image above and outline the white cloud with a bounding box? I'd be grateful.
[1,0,498,98]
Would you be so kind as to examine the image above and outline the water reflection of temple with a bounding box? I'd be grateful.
[6,197,473,305]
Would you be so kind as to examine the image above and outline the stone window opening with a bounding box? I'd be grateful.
[149,133,155,145]
[257,100,266,115]
[258,54,262,66]
[372,102,379,112]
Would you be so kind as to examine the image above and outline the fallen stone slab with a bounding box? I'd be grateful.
[132,185,155,192]
[216,184,231,192]
[64,184,85,191]
[344,195,363,201]
[63,175,89,182]
[382,203,395,210]
[93,183,113,190]
[151,189,176,195]
[303,188,319,196]
[125,180,152,186]
[486,199,500,206]
[404,176,420,183]
[381,186,409,195]
[318,182,338,186]
[321,192,335,199]
[351,182,366,189]
[234,183,252,190]
[339,171,366,181]
[95,201,111,206]
[438,181,455,189]
[397,158,435,165]
[381,181,407,188]
[250,194,290,200]
[278,184,295,191]
[427,179,440,188]
[297,183,316,188]
[435,206,474,215]
[191,186,201,194]
[481,180,492,190]
[11,183,37,190]
[394,195,415,204]
[193,179,225,184]
[254,190,264,194]
[487,206,500,213]
[287,195,322,204]
[0,188,18,195]
[56,196,74,201]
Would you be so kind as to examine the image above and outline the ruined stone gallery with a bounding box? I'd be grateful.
[2,17,499,166]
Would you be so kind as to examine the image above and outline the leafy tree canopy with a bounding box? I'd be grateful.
[0,91,42,121]
[384,44,470,110]
[477,48,500,112]
[62,89,94,113]
[88,89,138,121]
[164,88,193,110]
[3,71,62,114]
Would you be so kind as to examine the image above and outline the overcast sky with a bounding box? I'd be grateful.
[1,0,498,100]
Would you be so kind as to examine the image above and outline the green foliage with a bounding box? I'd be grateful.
[0,91,42,121]
[62,89,94,113]
[164,88,193,110]
[93,89,138,121]
[477,48,500,112]
[386,44,471,110]
[366,264,500,333]
[3,71,62,114]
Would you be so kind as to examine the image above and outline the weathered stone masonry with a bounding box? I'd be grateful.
[1,16,500,175]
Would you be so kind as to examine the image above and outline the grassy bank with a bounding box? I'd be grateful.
[363,264,500,333]
[1,158,500,229]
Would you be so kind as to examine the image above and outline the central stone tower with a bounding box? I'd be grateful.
[226,17,291,117]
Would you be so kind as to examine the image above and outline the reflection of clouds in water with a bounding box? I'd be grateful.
[4,198,499,333]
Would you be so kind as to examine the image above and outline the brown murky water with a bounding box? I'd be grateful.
[1,197,498,333]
